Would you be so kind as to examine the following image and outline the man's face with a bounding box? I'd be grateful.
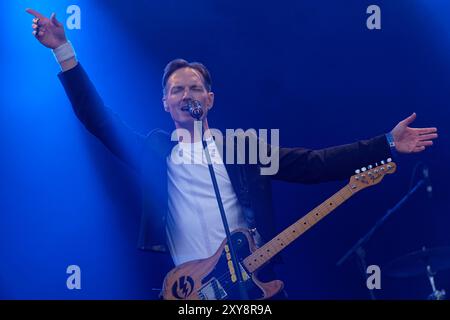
[163,67,214,127]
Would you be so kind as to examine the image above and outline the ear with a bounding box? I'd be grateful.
[206,91,214,110]
[162,97,169,112]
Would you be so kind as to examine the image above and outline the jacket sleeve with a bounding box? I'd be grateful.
[58,63,146,171]
[272,134,392,183]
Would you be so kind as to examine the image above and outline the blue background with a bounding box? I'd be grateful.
[1,0,449,299]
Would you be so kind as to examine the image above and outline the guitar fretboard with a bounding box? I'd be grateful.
[243,184,356,273]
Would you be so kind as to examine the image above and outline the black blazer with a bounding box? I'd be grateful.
[58,63,392,255]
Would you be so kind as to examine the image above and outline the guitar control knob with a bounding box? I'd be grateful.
[355,169,361,174]
[361,167,367,172]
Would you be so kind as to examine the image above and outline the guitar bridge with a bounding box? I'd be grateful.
[198,277,227,300]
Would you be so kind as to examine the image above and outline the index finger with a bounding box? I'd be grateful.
[416,127,438,134]
[26,8,45,19]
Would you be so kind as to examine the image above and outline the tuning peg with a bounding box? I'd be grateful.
[381,160,385,165]
[368,165,373,169]
[387,158,392,163]
[361,167,367,172]
[355,169,361,174]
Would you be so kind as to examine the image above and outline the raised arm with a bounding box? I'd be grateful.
[26,8,147,171]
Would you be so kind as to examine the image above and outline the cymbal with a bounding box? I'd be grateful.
[385,246,450,278]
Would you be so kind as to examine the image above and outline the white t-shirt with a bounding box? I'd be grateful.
[165,139,249,266]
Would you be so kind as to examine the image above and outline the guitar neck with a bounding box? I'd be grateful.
[243,184,357,273]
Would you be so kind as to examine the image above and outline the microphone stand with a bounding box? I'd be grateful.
[336,178,426,299]
[190,112,248,300]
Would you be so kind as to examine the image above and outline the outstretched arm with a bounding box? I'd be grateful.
[273,114,438,183]
[26,8,147,171]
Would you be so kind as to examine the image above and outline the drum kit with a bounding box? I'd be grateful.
[385,246,450,300]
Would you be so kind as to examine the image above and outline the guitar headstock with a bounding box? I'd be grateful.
[348,158,397,192]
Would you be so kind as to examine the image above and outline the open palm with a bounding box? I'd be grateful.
[391,113,438,153]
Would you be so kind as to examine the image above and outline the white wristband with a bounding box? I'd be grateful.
[52,41,76,64]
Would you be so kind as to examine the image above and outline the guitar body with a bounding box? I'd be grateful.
[162,229,284,300]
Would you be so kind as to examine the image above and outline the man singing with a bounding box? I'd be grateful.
[26,8,438,299]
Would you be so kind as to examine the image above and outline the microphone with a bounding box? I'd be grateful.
[422,165,433,198]
[181,100,203,120]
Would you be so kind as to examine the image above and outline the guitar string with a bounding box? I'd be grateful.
[196,237,289,298]
[196,186,356,298]
[193,171,391,299]
[195,202,336,297]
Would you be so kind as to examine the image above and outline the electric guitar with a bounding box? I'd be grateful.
[162,159,397,300]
